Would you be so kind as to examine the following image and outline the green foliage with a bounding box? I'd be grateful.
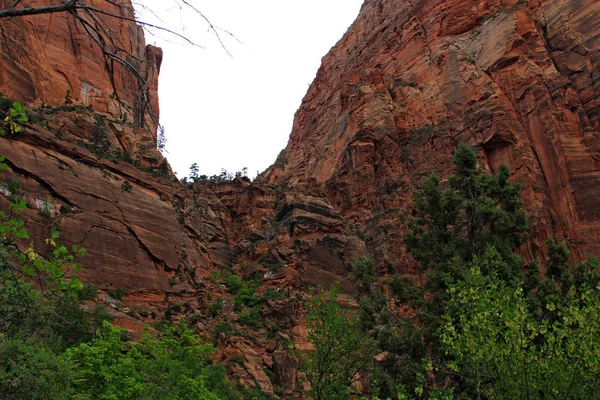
[350,259,426,398]
[90,114,111,157]
[0,337,73,400]
[352,144,533,397]
[406,144,528,287]
[352,144,600,399]
[121,180,133,192]
[108,287,125,300]
[403,144,529,347]
[186,165,249,184]
[238,305,262,329]
[235,284,260,309]
[303,283,377,400]
[261,287,288,301]
[1,101,28,135]
[224,273,243,293]
[65,320,223,400]
[0,205,88,349]
[209,296,224,317]
[157,124,167,153]
[213,322,236,345]
[441,246,600,399]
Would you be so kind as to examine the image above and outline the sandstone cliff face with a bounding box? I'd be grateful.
[1,0,600,396]
[266,0,600,265]
[0,0,162,150]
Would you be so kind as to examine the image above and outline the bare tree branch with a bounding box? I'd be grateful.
[0,0,233,144]
[0,0,77,18]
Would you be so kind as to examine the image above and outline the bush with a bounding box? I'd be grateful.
[238,306,262,329]
[108,288,125,300]
[77,284,97,300]
[224,274,243,293]
[121,180,133,192]
[209,297,223,317]
[66,321,223,399]
[235,285,259,309]
[213,322,235,345]
[0,338,73,400]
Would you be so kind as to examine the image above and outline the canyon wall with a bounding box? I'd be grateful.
[0,0,161,143]
[265,0,600,267]
[0,0,599,396]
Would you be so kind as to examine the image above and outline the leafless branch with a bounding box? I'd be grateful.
[0,0,76,18]
[0,0,233,137]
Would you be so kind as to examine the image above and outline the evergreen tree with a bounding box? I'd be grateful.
[189,162,200,182]
[353,144,534,397]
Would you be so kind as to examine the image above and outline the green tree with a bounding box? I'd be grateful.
[189,162,200,182]
[303,283,377,400]
[0,200,89,350]
[405,144,528,312]
[66,320,223,400]
[351,258,426,396]
[0,336,73,400]
[441,246,600,399]
[352,144,533,397]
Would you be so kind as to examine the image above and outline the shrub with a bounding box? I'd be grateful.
[235,285,259,309]
[213,322,235,345]
[108,288,125,301]
[121,180,133,192]
[209,297,223,317]
[77,284,98,300]
[223,274,243,293]
[238,306,262,329]
[0,339,73,399]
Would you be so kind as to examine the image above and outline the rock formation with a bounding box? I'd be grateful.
[0,0,161,146]
[0,0,599,396]
[265,0,600,268]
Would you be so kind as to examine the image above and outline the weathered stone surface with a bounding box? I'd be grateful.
[0,123,214,291]
[266,0,600,264]
[223,339,275,395]
[2,0,600,396]
[0,0,161,149]
[272,350,300,393]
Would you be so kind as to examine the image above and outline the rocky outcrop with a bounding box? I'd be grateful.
[265,0,600,264]
[0,0,161,148]
[1,0,600,396]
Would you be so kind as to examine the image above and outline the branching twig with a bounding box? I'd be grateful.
[0,0,77,18]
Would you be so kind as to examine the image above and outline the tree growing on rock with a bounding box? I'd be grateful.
[352,144,536,397]
[303,283,376,400]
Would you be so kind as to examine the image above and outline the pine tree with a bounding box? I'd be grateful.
[353,144,533,397]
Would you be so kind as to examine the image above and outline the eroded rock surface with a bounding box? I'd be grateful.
[265,0,600,264]
[1,0,599,396]
[0,0,161,153]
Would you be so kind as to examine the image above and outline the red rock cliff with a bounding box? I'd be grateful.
[0,0,161,139]
[1,0,600,395]
[266,0,600,263]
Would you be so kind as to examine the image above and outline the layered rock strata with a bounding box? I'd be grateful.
[1,0,599,396]
[266,0,600,265]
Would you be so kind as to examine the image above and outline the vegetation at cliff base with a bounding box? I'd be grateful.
[0,123,265,399]
[304,144,600,399]
[303,283,376,400]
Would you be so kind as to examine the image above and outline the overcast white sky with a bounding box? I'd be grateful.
[135,1,363,179]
